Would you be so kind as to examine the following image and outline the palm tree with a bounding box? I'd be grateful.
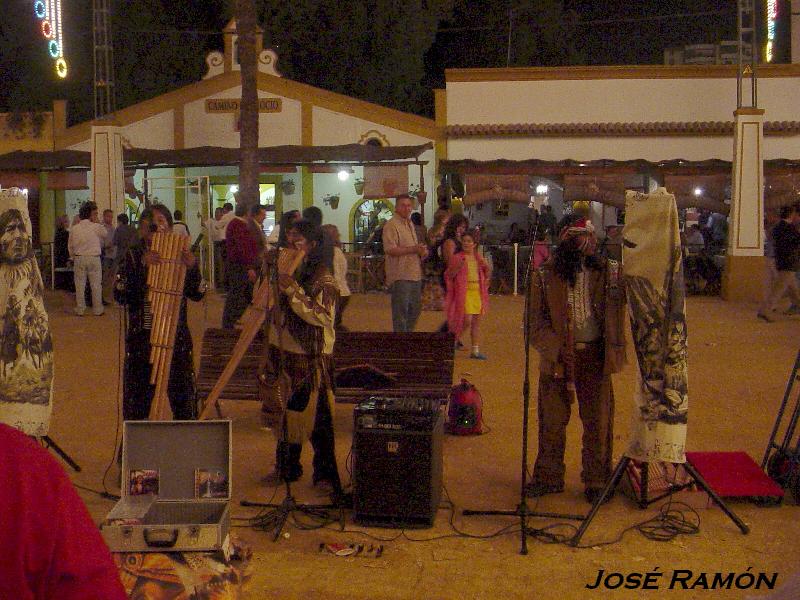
[236,0,259,211]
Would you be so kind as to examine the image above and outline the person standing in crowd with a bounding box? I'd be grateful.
[383,195,427,332]
[302,205,323,227]
[68,201,107,316]
[427,209,450,248]
[0,423,127,600]
[53,214,71,291]
[101,209,117,303]
[209,206,225,288]
[215,202,236,290]
[265,220,342,495]
[421,210,450,311]
[599,224,625,262]
[532,226,551,269]
[112,213,137,268]
[172,209,190,238]
[222,204,267,329]
[322,224,351,330]
[269,209,301,249]
[411,212,427,246]
[445,231,491,359]
[440,214,469,266]
[758,204,800,322]
[538,205,557,242]
[526,215,627,504]
[115,204,204,420]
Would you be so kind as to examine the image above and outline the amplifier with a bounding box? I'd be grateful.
[354,397,442,433]
[352,398,444,528]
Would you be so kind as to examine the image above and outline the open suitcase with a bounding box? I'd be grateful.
[101,420,232,552]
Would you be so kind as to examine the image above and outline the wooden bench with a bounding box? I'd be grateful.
[195,329,455,407]
[196,328,263,404]
[332,331,454,404]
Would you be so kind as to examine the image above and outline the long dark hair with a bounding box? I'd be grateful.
[277,210,300,248]
[442,214,468,243]
[290,219,333,294]
[553,214,601,286]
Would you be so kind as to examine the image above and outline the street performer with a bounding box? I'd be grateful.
[264,219,342,496]
[526,214,627,503]
[116,205,204,420]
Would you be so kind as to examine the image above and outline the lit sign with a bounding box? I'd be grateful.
[34,0,67,78]
[205,98,282,113]
[766,0,778,62]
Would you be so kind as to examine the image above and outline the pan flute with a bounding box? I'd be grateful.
[146,231,189,420]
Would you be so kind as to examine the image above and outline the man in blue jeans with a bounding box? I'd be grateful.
[382,195,427,332]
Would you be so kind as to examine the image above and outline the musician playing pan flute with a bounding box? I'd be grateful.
[116,205,204,420]
[265,219,342,495]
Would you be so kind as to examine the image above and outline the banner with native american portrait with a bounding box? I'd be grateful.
[0,188,53,436]
[623,189,688,463]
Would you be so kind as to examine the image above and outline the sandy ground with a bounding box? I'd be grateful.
[44,287,800,599]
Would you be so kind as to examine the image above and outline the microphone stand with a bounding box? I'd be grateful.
[461,207,584,555]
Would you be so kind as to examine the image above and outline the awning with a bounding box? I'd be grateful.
[0,143,433,172]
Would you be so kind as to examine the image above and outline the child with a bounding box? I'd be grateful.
[321,224,351,330]
[445,231,491,359]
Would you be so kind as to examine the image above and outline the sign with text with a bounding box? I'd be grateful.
[205,98,282,114]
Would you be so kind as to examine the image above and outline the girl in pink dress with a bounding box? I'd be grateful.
[445,232,491,359]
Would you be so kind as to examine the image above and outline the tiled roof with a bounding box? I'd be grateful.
[445,121,800,137]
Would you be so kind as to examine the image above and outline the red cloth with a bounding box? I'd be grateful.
[445,251,490,338]
[533,241,550,269]
[0,424,126,600]
[225,217,261,269]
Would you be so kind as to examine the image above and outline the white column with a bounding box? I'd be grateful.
[729,109,764,257]
[722,108,765,302]
[90,125,125,217]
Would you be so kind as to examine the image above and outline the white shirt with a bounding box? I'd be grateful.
[216,211,236,240]
[332,246,351,296]
[68,219,107,258]
[173,222,190,238]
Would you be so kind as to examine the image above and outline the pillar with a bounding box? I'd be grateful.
[90,125,126,218]
[722,108,765,302]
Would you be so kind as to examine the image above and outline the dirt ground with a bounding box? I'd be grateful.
[45,287,800,599]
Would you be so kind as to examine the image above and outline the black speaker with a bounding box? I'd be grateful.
[352,398,444,528]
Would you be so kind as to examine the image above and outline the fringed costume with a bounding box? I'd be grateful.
[266,262,341,489]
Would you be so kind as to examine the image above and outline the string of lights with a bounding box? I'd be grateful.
[34,0,67,78]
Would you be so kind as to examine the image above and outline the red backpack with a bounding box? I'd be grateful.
[446,378,483,435]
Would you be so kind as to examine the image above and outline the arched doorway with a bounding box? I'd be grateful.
[350,199,394,250]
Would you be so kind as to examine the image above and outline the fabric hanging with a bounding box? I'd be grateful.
[623,188,688,463]
[0,188,53,436]
[363,165,409,199]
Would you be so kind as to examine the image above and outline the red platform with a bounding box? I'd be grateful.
[686,451,785,499]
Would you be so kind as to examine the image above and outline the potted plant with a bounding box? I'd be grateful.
[408,185,426,209]
[280,179,296,195]
[353,178,365,195]
[323,193,340,209]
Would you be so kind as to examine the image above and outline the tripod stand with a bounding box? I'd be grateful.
[462,208,584,555]
[241,412,344,541]
[570,454,750,546]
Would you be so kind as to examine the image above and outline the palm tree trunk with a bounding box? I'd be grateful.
[237,0,259,210]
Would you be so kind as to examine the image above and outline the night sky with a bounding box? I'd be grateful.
[0,1,784,120]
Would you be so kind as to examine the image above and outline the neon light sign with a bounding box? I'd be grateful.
[766,0,778,62]
[34,0,67,78]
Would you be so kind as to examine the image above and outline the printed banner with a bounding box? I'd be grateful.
[363,165,409,199]
[623,189,688,463]
[0,188,53,436]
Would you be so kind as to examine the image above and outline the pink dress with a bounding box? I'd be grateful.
[445,251,490,339]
